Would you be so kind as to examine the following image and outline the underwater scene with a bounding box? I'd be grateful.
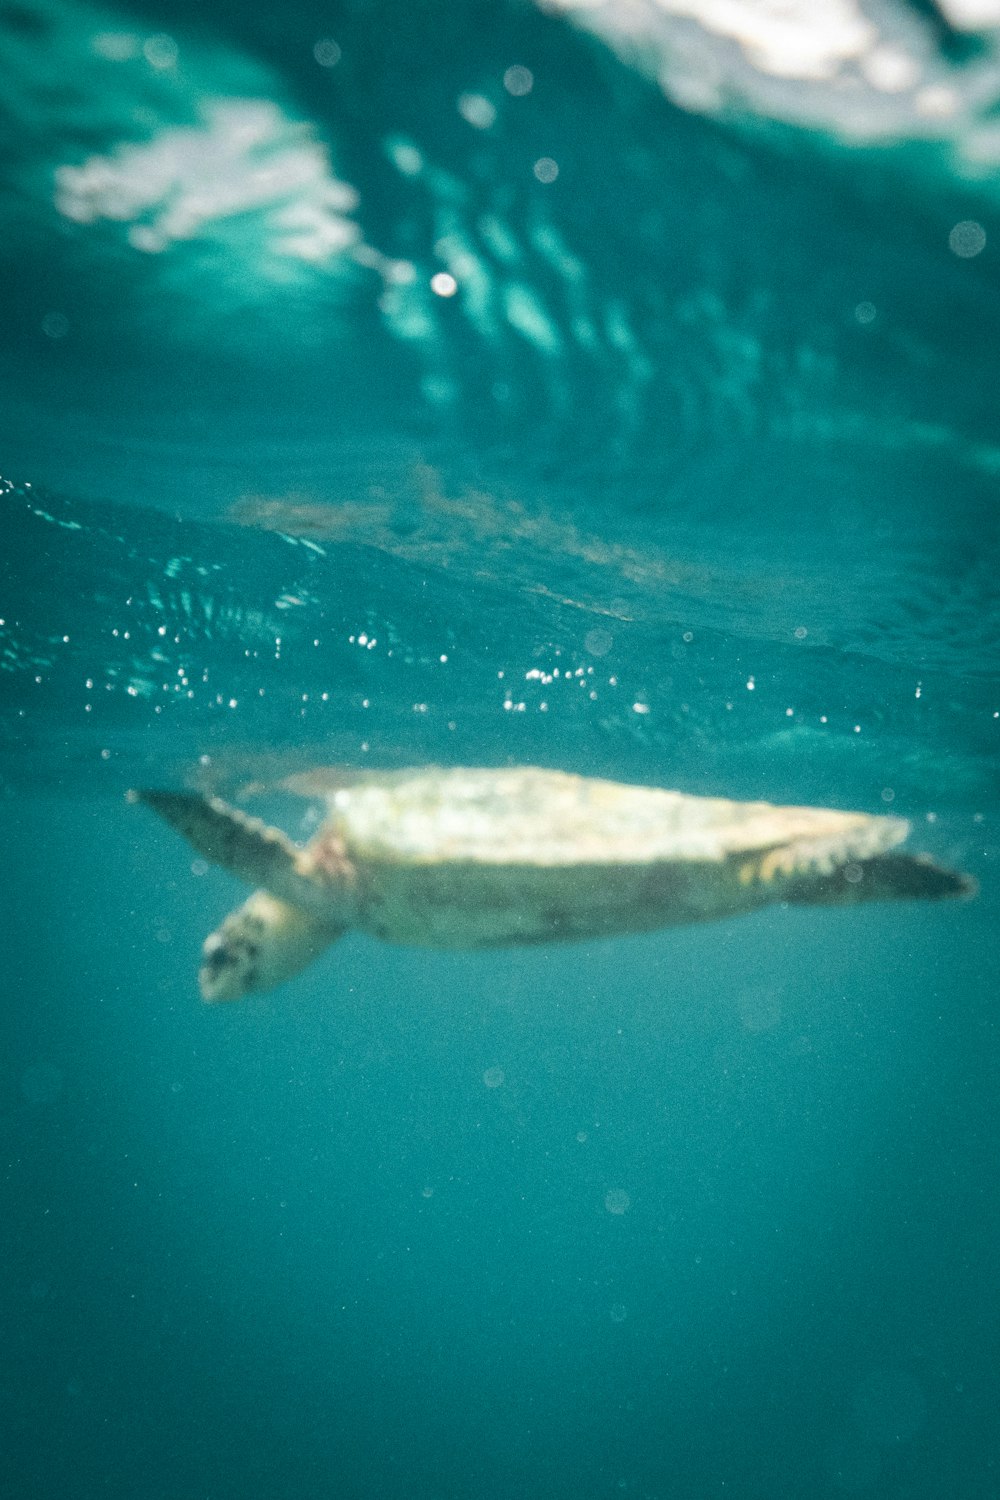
[1,0,998,1496]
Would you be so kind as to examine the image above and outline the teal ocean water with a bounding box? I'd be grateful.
[1,2,997,1496]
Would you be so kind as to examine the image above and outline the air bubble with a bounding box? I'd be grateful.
[457,93,496,129]
[949,220,986,258]
[143,33,178,69]
[584,627,613,657]
[504,66,533,96]
[313,37,341,67]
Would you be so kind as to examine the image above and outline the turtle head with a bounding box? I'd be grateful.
[200,889,342,1002]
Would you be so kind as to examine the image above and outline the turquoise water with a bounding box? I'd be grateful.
[1,1,997,1496]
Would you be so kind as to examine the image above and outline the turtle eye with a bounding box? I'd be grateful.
[202,937,237,972]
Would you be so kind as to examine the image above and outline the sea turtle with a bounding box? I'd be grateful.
[134,766,973,1002]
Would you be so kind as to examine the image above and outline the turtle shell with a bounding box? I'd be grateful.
[293,766,908,872]
[286,767,912,948]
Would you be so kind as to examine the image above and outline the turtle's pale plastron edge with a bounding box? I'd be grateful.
[133,766,974,1002]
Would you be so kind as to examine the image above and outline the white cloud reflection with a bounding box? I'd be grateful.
[544,0,1000,168]
[55,99,364,267]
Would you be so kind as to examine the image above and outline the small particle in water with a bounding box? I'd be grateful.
[143,33,178,69]
[431,272,458,297]
[737,986,783,1033]
[746,677,755,691]
[576,1130,588,1143]
[949,220,986,258]
[794,625,808,639]
[100,748,111,759]
[483,1066,505,1089]
[42,311,69,339]
[844,863,863,885]
[610,1302,627,1323]
[584,626,613,657]
[631,702,649,715]
[604,1188,631,1215]
[533,157,559,184]
[421,1186,434,1198]
[504,65,533,96]
[853,1368,927,1447]
[682,630,694,643]
[191,859,208,876]
[92,31,140,61]
[313,37,341,67]
[880,787,895,803]
[828,1444,882,1494]
[21,1064,64,1105]
[854,301,877,325]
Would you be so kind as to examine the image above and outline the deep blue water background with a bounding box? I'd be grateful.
[1,1,998,1497]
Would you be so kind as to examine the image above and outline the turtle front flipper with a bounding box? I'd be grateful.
[133,789,337,916]
[200,889,343,1002]
[134,791,348,999]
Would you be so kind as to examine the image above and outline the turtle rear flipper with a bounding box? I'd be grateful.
[784,850,975,907]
